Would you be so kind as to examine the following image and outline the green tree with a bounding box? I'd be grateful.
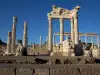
[17,39,22,44]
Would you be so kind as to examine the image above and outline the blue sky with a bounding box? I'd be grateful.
[0,0,100,44]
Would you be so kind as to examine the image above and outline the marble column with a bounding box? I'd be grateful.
[46,36,48,49]
[97,36,99,49]
[6,31,12,54]
[85,34,87,44]
[74,14,79,44]
[40,36,42,48]
[23,21,28,47]
[33,43,35,49]
[48,17,52,51]
[71,18,74,43]
[91,36,93,49]
[79,36,81,40]
[11,16,17,54]
[60,18,64,43]
[53,34,55,48]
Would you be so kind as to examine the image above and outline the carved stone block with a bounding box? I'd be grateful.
[0,68,15,75]
[34,69,49,75]
[16,69,33,75]
[50,67,71,75]
[92,68,100,75]
[80,68,92,75]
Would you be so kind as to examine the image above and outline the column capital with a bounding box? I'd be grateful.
[60,18,64,21]
[73,14,78,19]
[13,16,17,23]
[48,17,52,21]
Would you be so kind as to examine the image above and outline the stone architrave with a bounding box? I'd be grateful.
[23,21,28,47]
[48,17,52,51]
[60,18,64,43]
[11,16,17,54]
[5,31,12,55]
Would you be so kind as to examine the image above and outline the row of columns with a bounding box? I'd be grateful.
[53,34,99,49]
[6,17,28,55]
[48,14,79,51]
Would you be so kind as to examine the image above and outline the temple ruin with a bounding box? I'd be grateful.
[3,5,100,57]
[0,5,100,75]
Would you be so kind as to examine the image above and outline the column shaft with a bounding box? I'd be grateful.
[6,31,12,54]
[85,34,87,44]
[91,36,93,49]
[97,36,99,49]
[74,14,79,44]
[40,36,42,48]
[48,18,52,51]
[11,17,17,54]
[46,36,48,49]
[23,21,28,47]
[71,18,74,43]
[53,34,55,48]
[60,18,64,43]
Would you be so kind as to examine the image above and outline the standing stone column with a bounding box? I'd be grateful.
[60,18,64,43]
[53,34,55,48]
[91,36,93,49]
[6,31,12,55]
[97,36,99,49]
[11,16,17,54]
[39,36,42,48]
[33,43,35,49]
[23,21,28,47]
[48,17,52,51]
[74,14,79,44]
[79,36,81,40]
[85,34,87,45]
[46,36,48,49]
[71,18,74,43]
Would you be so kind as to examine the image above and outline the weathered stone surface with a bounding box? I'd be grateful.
[70,68,80,75]
[0,68,15,75]
[16,69,33,75]
[50,68,70,75]
[80,68,92,75]
[34,69,49,75]
[92,68,100,75]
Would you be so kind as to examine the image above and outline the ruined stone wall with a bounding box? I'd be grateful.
[0,56,100,75]
[0,64,100,75]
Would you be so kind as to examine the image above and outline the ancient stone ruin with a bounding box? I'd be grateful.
[0,5,100,75]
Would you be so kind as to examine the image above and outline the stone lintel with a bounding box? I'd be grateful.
[48,15,70,19]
